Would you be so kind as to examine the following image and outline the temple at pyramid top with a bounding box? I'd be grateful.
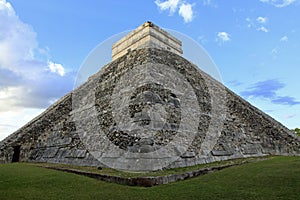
[112,21,183,60]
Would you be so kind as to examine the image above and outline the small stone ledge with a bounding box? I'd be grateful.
[43,163,240,187]
[211,150,233,156]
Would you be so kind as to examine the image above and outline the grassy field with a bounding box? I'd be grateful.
[0,156,299,200]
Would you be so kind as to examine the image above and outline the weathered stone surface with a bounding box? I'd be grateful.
[65,149,87,158]
[0,47,299,171]
[43,147,59,158]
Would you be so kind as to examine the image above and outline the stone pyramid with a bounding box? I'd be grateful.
[0,22,299,171]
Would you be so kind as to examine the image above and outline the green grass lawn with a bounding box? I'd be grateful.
[0,156,299,200]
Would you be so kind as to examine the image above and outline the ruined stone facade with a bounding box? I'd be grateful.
[0,23,299,171]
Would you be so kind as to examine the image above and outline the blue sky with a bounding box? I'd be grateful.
[0,0,299,140]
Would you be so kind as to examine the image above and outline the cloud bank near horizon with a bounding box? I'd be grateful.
[0,0,74,140]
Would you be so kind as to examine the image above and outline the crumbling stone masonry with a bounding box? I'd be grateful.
[0,22,299,171]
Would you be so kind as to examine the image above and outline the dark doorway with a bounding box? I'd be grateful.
[12,145,21,162]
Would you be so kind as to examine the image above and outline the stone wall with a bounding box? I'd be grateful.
[0,48,299,170]
[112,22,182,60]
[0,93,100,166]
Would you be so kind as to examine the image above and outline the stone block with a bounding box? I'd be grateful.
[43,147,59,158]
[180,151,196,158]
[65,149,87,158]
[211,150,233,156]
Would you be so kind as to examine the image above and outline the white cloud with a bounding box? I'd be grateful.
[257,26,269,32]
[257,16,267,24]
[259,0,297,7]
[280,36,288,42]
[246,17,270,33]
[155,0,195,23]
[0,0,37,71]
[0,109,44,140]
[0,0,73,140]
[217,32,230,42]
[0,0,14,15]
[48,61,65,76]
[179,3,194,23]
[155,0,180,14]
